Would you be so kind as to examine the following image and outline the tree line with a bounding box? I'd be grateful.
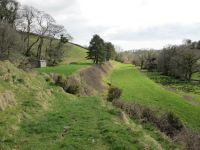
[121,40,200,81]
[118,39,200,81]
[86,34,117,64]
[0,0,72,66]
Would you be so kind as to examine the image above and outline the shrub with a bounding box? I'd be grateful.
[55,75,66,86]
[112,99,183,137]
[107,87,122,102]
[156,112,183,137]
[64,84,80,95]
[141,107,157,123]
[166,112,183,131]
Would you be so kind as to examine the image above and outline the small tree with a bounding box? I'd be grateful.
[86,34,106,64]
[47,35,68,65]
[17,5,39,56]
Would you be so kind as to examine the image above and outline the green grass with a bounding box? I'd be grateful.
[37,63,91,76]
[0,61,178,149]
[1,92,176,149]
[192,72,200,80]
[62,43,90,64]
[108,62,200,131]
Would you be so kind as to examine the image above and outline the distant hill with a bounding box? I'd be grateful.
[10,33,89,66]
[62,42,89,64]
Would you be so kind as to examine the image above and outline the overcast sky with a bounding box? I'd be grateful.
[18,0,200,50]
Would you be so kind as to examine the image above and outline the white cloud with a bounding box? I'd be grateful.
[18,0,200,50]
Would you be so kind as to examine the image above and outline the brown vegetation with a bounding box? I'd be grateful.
[112,99,200,150]
[50,62,113,96]
[0,91,16,111]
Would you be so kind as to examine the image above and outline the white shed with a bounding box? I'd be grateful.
[39,60,47,68]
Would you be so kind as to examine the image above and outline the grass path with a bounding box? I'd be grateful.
[10,93,177,150]
[108,62,200,131]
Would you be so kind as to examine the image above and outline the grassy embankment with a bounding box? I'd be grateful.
[0,60,179,149]
[108,62,200,131]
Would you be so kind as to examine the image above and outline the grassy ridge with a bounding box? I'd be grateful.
[108,62,200,131]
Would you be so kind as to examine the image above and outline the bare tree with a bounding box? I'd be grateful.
[35,12,55,59]
[17,6,39,56]
[0,23,22,58]
[0,0,19,25]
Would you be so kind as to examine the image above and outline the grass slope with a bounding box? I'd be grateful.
[108,62,200,131]
[62,43,90,64]
[29,35,89,64]
[0,61,177,149]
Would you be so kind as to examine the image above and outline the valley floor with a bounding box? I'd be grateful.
[108,62,200,131]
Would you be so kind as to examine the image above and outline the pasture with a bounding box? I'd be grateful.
[108,62,200,131]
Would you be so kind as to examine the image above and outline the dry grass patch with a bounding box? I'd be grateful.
[0,91,16,111]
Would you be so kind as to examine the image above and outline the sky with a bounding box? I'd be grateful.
[18,0,200,50]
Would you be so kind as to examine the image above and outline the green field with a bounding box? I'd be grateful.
[37,63,91,76]
[108,62,200,131]
[0,61,177,150]
[192,72,200,80]
[36,39,91,76]
[62,43,90,64]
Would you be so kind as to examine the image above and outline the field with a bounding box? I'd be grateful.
[37,63,91,76]
[0,61,178,150]
[192,72,200,80]
[1,36,198,149]
[108,62,200,131]
[36,40,91,76]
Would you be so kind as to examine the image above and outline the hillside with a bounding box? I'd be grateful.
[28,34,89,64]
[62,42,90,64]
[0,60,179,149]
[0,35,198,150]
[2,0,200,149]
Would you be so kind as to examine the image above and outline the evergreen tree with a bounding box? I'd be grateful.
[87,34,106,64]
[105,42,116,61]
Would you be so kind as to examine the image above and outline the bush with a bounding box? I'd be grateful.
[107,87,122,102]
[166,112,183,131]
[55,75,66,86]
[156,112,183,137]
[113,99,183,137]
[64,84,80,95]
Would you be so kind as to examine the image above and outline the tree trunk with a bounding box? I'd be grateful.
[25,36,40,56]
[37,37,44,59]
